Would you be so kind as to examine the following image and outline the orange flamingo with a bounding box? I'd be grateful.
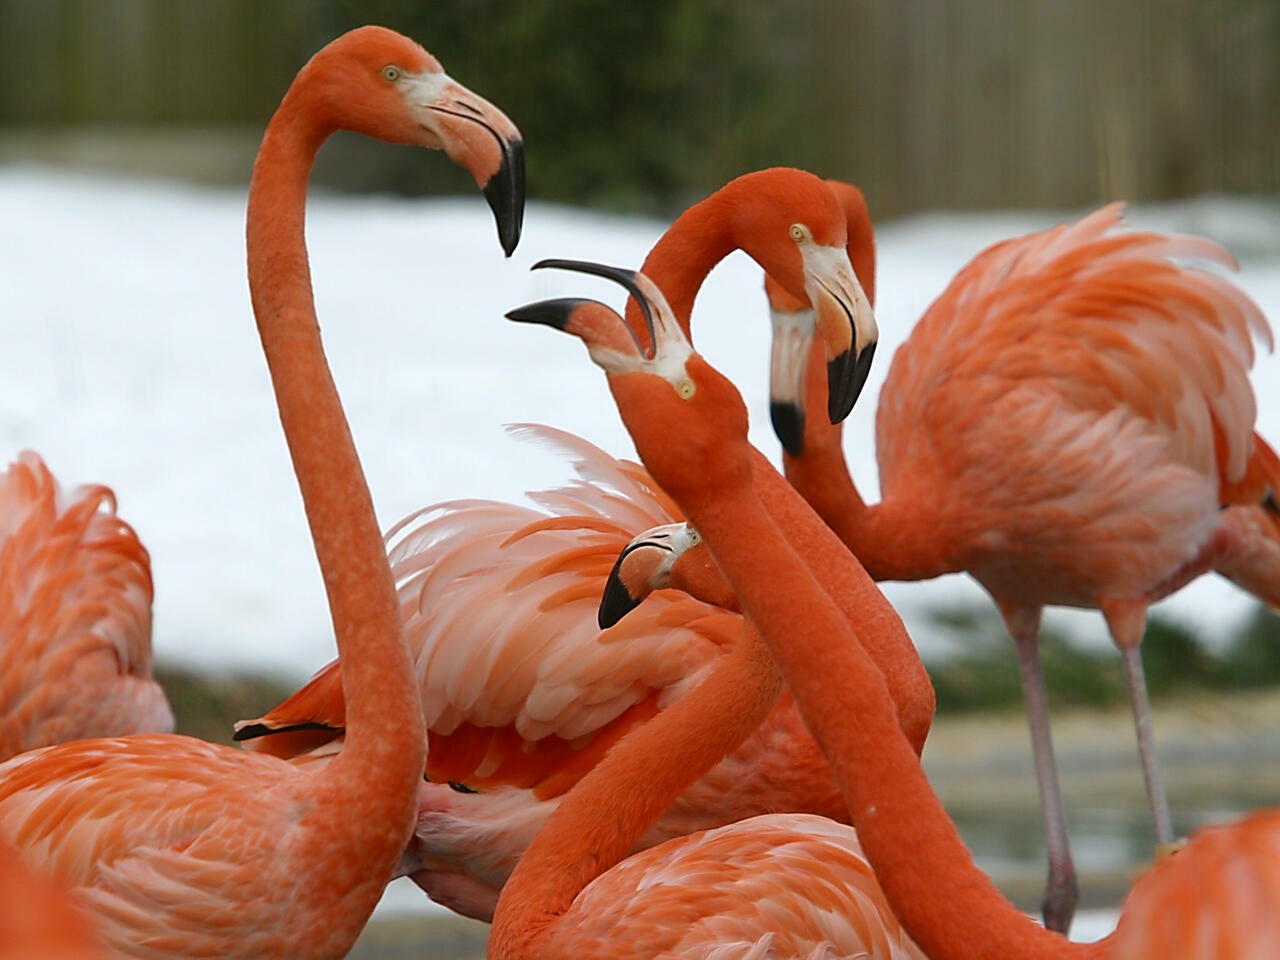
[486,262,923,959]
[512,262,1280,959]
[0,451,172,760]
[772,190,1278,931]
[234,169,930,920]
[0,25,522,956]
[0,838,109,960]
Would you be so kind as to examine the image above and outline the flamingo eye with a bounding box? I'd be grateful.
[789,223,807,243]
[675,380,696,400]
[687,528,702,546]
[382,65,403,82]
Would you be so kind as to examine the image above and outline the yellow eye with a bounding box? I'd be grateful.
[382,65,402,82]
[687,528,702,546]
[675,380,696,400]
[789,223,806,242]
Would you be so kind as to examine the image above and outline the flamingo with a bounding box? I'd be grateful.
[234,169,931,920]
[510,261,1280,959]
[485,262,923,959]
[0,451,172,761]
[769,189,1278,931]
[0,25,523,957]
[0,838,109,960]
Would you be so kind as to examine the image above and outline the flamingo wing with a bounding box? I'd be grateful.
[877,205,1273,605]
[240,425,740,798]
[0,734,344,958]
[0,452,172,760]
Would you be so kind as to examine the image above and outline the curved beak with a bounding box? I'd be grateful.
[427,78,526,257]
[598,522,698,628]
[799,243,878,424]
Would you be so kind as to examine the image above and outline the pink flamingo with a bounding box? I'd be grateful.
[0,25,522,956]
[510,259,1280,959]
[484,261,923,958]
[235,169,931,920]
[0,451,172,760]
[773,190,1278,931]
[0,837,109,960]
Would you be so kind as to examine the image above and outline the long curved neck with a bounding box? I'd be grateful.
[782,339,960,581]
[246,87,425,812]
[489,620,783,959]
[630,186,742,342]
[684,481,1106,959]
[747,449,934,753]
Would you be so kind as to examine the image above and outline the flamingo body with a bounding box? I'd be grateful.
[0,451,171,760]
[851,204,1273,606]
[522,264,1280,960]
[0,24,523,956]
[240,426,847,921]
[534,813,923,960]
[0,836,108,959]
[0,736,376,957]
[480,265,923,959]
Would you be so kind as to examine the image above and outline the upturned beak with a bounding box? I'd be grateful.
[799,243,878,424]
[428,80,525,257]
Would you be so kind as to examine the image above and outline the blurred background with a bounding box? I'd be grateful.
[2,0,1277,215]
[2,2,1278,953]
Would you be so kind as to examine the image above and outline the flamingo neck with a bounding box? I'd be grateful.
[245,89,425,805]
[744,448,935,753]
[782,342,962,581]
[683,481,1107,960]
[630,186,741,342]
[488,619,783,959]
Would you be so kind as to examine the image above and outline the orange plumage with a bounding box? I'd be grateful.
[0,451,171,761]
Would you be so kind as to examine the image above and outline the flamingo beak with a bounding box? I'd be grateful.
[481,136,525,257]
[767,306,816,456]
[598,523,695,628]
[800,243,878,424]
[426,80,526,256]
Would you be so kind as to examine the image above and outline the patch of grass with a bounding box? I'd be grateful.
[923,602,1280,715]
[154,664,299,745]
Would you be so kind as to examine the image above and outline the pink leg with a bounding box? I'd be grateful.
[1010,628,1078,934]
[1103,599,1176,852]
[1118,644,1175,848]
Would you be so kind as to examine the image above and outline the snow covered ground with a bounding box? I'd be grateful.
[3,165,1279,680]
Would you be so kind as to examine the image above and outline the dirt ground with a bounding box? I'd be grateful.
[349,688,1280,957]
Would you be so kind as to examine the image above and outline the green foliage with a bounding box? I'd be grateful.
[924,602,1280,715]
[155,664,297,746]
[319,0,814,212]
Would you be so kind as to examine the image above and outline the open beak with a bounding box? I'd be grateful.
[428,80,526,257]
[799,243,878,425]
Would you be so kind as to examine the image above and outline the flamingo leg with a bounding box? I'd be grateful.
[1010,628,1078,934]
[1118,644,1176,850]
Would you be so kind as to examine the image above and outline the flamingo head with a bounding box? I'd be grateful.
[597,522,703,627]
[299,26,525,256]
[508,260,755,516]
[763,179,878,455]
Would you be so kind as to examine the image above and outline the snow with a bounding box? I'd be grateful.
[3,165,1278,680]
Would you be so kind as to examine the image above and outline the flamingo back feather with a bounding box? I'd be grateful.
[0,453,171,760]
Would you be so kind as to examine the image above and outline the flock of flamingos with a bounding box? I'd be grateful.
[2,23,1279,959]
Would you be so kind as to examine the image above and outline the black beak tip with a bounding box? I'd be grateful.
[482,138,525,258]
[826,341,877,424]
[770,400,806,457]
[505,297,588,330]
[598,573,643,629]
